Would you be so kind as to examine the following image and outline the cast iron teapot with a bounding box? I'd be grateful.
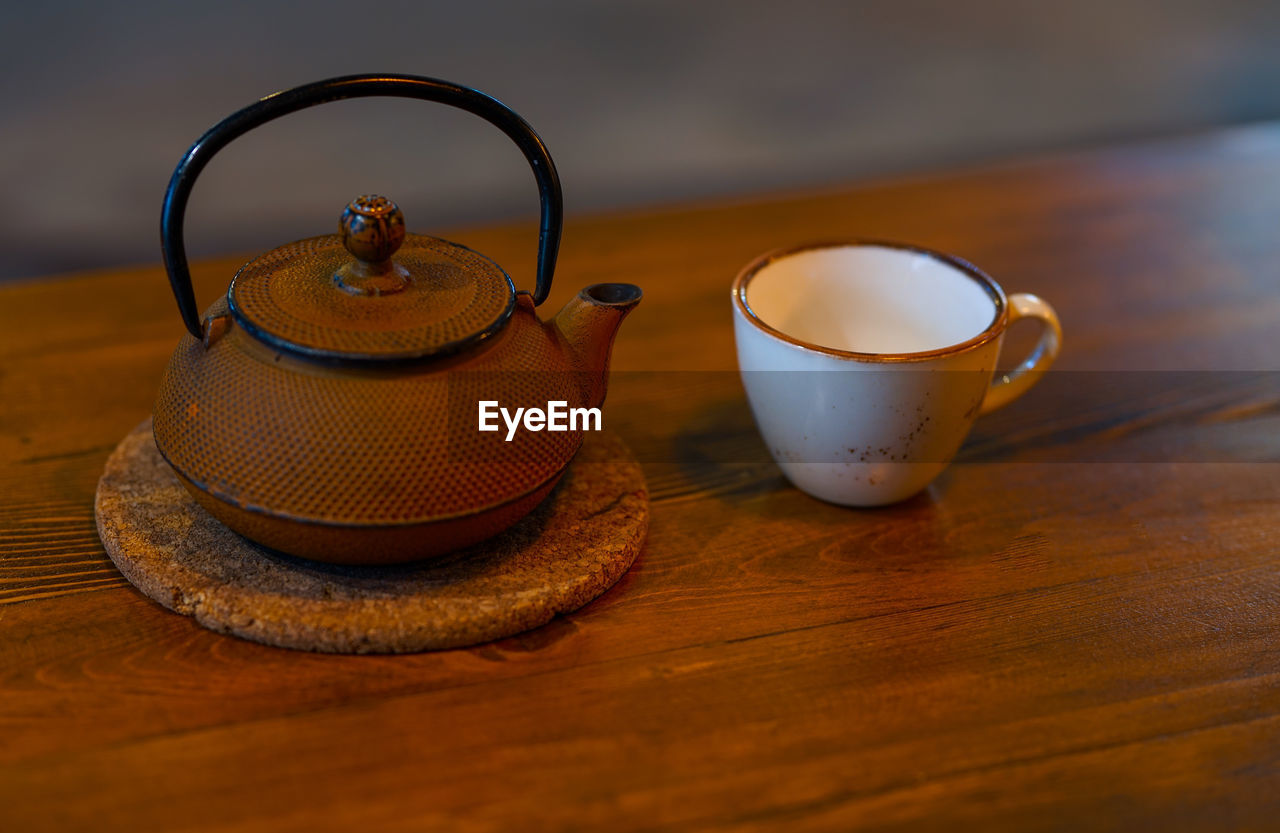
[152,75,641,565]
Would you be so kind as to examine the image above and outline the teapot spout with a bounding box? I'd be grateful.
[553,283,642,409]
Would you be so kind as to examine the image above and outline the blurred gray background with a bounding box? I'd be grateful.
[4,0,1280,282]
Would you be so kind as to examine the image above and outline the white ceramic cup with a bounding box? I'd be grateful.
[732,241,1062,505]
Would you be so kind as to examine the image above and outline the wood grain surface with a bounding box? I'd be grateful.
[2,124,1279,831]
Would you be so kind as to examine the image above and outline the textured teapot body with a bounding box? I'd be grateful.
[154,287,638,564]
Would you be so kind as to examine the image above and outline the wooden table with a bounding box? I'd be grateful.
[3,124,1279,831]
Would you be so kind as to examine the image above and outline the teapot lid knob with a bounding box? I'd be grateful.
[228,188,516,361]
[340,195,406,264]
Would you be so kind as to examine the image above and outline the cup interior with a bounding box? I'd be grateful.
[739,244,1001,355]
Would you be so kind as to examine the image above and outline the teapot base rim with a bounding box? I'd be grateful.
[174,470,562,566]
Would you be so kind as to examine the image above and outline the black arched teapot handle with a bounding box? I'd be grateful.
[161,74,563,339]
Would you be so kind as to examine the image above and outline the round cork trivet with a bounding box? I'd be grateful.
[95,419,648,653]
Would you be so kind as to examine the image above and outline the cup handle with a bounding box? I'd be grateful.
[979,293,1062,415]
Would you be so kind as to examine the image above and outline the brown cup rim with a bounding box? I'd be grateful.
[731,240,1009,363]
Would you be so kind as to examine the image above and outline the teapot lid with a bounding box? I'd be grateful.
[227,195,515,362]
